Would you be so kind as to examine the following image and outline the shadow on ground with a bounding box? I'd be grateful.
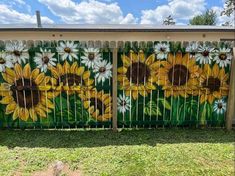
[0,129,234,148]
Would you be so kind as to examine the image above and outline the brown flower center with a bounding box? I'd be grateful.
[88,53,95,61]
[202,50,209,57]
[126,62,150,84]
[99,67,106,73]
[0,58,6,64]
[10,79,40,108]
[217,103,223,109]
[90,97,104,115]
[219,53,227,60]
[168,64,190,86]
[160,47,166,52]
[202,76,221,92]
[60,73,82,86]
[13,50,21,57]
[64,47,71,53]
[42,56,49,64]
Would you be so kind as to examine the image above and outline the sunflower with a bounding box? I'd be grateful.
[80,90,112,121]
[157,53,200,98]
[0,64,53,121]
[199,64,229,104]
[49,61,94,96]
[117,50,158,100]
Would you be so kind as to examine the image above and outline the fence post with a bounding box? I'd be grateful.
[112,48,118,131]
[226,47,235,130]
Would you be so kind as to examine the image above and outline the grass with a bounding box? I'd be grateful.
[0,129,234,176]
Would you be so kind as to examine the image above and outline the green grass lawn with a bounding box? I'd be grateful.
[0,129,234,176]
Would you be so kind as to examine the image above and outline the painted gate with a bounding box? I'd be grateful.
[0,40,233,128]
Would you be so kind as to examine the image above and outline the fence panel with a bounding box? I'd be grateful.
[0,40,113,128]
[117,41,233,128]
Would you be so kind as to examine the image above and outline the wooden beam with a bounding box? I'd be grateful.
[112,48,118,131]
[226,47,235,130]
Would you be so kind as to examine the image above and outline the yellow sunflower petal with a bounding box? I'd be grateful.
[122,55,131,67]
[77,66,85,75]
[103,114,112,120]
[132,90,138,100]
[139,50,145,63]
[145,54,155,66]
[88,106,95,114]
[204,64,212,76]
[117,67,127,74]
[212,64,219,77]
[84,101,90,109]
[0,96,14,104]
[49,66,59,79]
[29,108,37,121]
[6,102,17,114]
[14,64,23,78]
[23,64,31,79]
[5,68,16,78]
[168,54,175,64]
[70,62,78,73]
[35,106,47,118]
[83,71,90,80]
[19,108,29,121]
[35,73,45,85]
[31,69,40,79]
[130,51,138,62]
[13,106,19,120]
[2,73,14,84]
[63,61,70,73]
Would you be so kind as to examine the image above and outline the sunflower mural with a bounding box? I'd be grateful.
[118,50,158,100]
[0,64,53,121]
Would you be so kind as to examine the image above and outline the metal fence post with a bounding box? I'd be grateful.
[112,48,118,131]
[226,47,235,130]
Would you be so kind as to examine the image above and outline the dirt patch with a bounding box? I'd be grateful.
[32,161,82,176]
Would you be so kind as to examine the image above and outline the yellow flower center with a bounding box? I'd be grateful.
[10,79,40,108]
[126,62,150,84]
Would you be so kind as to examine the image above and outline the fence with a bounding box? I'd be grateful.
[0,40,234,129]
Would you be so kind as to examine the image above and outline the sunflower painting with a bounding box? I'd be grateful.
[0,64,53,121]
[118,50,159,100]
[157,53,200,98]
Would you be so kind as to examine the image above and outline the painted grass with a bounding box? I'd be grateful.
[0,129,234,176]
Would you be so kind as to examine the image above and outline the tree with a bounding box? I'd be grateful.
[221,0,235,26]
[221,0,235,17]
[163,15,175,25]
[189,10,217,25]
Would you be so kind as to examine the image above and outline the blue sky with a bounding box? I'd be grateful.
[0,0,232,25]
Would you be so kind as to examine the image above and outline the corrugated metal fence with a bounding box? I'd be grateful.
[0,40,233,128]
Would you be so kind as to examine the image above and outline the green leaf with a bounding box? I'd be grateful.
[144,101,162,116]
[158,98,171,110]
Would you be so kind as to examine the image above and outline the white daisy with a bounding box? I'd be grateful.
[186,42,198,58]
[154,43,170,60]
[56,41,78,61]
[5,41,29,64]
[0,52,14,72]
[117,94,131,113]
[213,99,227,114]
[81,48,102,69]
[34,48,57,72]
[213,47,232,68]
[93,60,112,84]
[195,45,215,64]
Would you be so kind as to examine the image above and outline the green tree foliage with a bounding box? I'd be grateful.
[189,10,217,25]
[221,0,235,16]
[163,15,175,25]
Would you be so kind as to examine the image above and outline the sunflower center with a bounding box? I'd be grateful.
[217,103,223,109]
[160,47,166,52]
[10,79,40,108]
[203,77,221,92]
[64,47,71,53]
[202,50,209,57]
[42,56,49,64]
[168,64,190,86]
[126,62,150,84]
[219,53,227,60]
[0,58,5,64]
[90,98,104,115]
[13,50,21,57]
[88,53,95,61]
[60,73,82,86]
[99,67,106,73]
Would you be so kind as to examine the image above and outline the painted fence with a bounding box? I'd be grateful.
[0,40,233,128]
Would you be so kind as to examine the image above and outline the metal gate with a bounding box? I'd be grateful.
[0,40,233,128]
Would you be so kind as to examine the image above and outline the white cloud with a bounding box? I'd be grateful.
[38,0,137,24]
[140,0,206,24]
[211,6,234,26]
[0,4,54,24]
